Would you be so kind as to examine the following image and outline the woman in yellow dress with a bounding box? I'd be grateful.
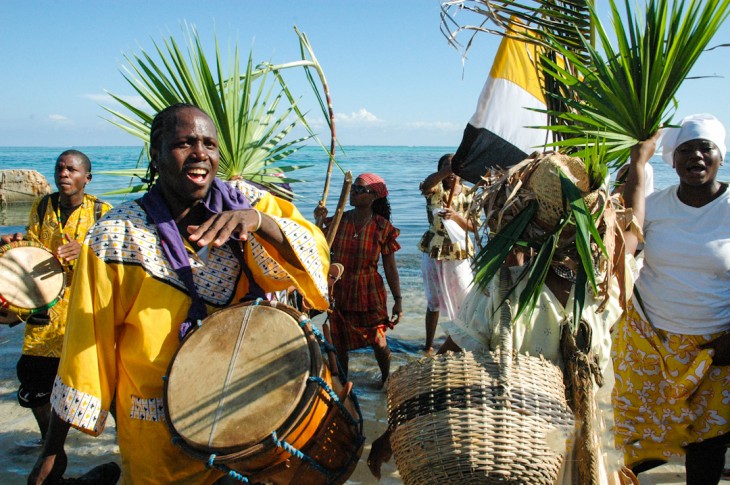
[616,114,730,484]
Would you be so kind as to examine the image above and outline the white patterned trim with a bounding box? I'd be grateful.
[51,375,107,434]
[86,202,241,307]
[250,236,290,282]
[130,395,165,422]
[227,179,264,206]
[262,216,328,301]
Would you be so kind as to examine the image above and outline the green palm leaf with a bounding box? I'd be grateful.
[472,201,537,290]
[540,0,730,167]
[101,25,335,195]
[559,170,605,292]
[515,230,559,322]
[572,262,587,332]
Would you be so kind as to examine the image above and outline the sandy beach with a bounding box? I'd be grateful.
[0,299,715,484]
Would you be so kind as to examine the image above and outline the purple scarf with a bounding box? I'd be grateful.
[138,178,262,340]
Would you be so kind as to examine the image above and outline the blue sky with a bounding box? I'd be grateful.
[3,1,730,147]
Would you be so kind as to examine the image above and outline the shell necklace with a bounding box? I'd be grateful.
[352,212,372,239]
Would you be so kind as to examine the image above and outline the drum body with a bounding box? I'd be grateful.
[164,301,363,484]
[0,241,65,319]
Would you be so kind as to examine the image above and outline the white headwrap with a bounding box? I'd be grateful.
[660,113,726,165]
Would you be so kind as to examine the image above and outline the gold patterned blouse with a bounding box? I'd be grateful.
[416,183,474,260]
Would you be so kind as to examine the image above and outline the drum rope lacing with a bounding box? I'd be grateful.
[303,315,347,381]
[298,316,367,468]
[307,376,361,429]
[299,315,365,431]
[264,375,366,483]
[206,455,250,483]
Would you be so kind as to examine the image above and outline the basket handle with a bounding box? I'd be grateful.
[497,266,513,385]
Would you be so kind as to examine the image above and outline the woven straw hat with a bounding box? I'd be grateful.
[527,153,593,229]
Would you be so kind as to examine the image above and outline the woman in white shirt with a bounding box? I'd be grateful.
[616,114,730,484]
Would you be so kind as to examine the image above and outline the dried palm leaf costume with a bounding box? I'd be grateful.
[445,152,636,484]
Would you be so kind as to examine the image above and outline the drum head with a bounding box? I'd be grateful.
[0,243,65,311]
[166,303,313,451]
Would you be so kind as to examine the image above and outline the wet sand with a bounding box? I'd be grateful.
[0,293,719,484]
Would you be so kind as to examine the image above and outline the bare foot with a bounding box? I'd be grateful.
[378,375,389,390]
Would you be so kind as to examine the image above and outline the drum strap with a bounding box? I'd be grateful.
[37,192,58,224]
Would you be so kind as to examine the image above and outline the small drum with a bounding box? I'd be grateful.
[164,300,364,484]
[0,241,65,320]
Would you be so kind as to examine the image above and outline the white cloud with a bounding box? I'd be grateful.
[48,114,71,123]
[82,92,148,109]
[405,121,462,131]
[336,108,381,124]
[303,115,327,129]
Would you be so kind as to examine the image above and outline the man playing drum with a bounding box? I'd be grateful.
[1,150,111,448]
[28,104,330,484]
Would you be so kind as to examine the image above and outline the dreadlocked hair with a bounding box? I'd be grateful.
[145,102,204,187]
[372,196,391,221]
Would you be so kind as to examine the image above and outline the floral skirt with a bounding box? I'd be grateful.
[612,300,730,467]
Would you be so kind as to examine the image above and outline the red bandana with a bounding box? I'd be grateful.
[356,173,388,198]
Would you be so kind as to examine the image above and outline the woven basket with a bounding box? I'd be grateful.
[527,153,597,229]
[386,269,575,484]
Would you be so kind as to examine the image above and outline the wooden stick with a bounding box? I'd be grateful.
[315,74,337,228]
[445,176,461,208]
[326,171,352,247]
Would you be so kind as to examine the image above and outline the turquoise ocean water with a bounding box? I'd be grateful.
[2,144,721,260]
[1,146,727,483]
[2,146,727,301]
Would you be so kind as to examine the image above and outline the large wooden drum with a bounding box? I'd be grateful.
[164,300,364,484]
[0,241,65,322]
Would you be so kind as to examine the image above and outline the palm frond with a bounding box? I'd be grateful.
[102,25,337,195]
[540,0,730,168]
[472,200,537,290]
[572,263,587,332]
[441,0,593,53]
[559,170,604,293]
[514,229,559,322]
